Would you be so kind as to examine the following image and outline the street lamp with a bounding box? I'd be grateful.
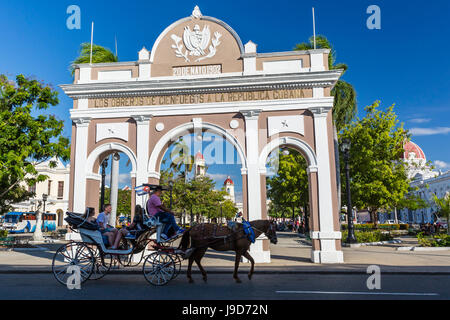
[100,159,108,211]
[340,138,357,244]
[168,179,174,211]
[42,194,48,213]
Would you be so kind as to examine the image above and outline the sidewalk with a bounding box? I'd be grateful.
[0,232,449,274]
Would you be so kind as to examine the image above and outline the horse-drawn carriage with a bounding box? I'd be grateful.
[52,184,279,286]
[52,185,184,286]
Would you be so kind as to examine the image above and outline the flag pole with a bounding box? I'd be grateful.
[312,7,316,49]
[90,22,94,65]
[115,35,118,58]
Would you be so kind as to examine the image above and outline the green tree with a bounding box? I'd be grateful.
[0,75,70,215]
[70,43,118,75]
[103,188,132,219]
[219,199,239,221]
[339,101,410,226]
[433,194,450,235]
[266,150,309,225]
[294,35,357,131]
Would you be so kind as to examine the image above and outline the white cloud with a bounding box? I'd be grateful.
[409,118,432,124]
[206,173,229,182]
[434,160,450,170]
[105,173,131,186]
[409,127,450,136]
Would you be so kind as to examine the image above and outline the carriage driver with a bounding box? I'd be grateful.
[147,186,185,241]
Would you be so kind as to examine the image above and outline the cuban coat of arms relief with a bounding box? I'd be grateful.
[171,6,222,63]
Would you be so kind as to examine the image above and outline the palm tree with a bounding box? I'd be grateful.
[295,35,357,222]
[294,35,357,131]
[70,43,118,75]
[169,138,195,181]
[433,194,450,235]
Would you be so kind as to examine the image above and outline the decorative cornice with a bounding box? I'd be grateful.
[60,71,341,100]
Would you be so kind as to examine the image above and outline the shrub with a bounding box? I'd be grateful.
[0,230,8,238]
[342,230,393,243]
[417,232,450,247]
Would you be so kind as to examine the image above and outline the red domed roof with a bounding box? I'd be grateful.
[403,141,426,160]
[224,176,234,185]
[195,151,204,160]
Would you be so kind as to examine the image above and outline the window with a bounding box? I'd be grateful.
[48,180,52,195]
[58,181,64,199]
[28,184,36,194]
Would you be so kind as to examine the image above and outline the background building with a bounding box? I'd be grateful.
[396,141,449,224]
[11,158,70,227]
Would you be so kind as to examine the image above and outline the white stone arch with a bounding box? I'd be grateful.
[148,122,247,176]
[86,142,138,177]
[258,136,318,173]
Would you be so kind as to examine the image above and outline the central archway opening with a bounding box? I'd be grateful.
[157,130,244,228]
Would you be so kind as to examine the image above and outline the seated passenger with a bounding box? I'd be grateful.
[97,204,117,248]
[147,186,185,241]
[110,205,145,250]
[85,207,96,223]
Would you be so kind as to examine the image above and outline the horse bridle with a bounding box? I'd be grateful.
[251,223,276,242]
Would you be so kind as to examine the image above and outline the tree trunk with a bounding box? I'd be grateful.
[370,209,378,227]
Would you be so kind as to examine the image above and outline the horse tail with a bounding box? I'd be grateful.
[179,228,191,251]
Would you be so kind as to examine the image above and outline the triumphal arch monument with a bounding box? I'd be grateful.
[61,6,344,264]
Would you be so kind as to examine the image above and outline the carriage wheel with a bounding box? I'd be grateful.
[88,245,112,280]
[142,252,175,286]
[52,242,94,286]
[170,254,182,279]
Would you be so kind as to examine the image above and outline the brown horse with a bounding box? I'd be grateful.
[179,220,277,283]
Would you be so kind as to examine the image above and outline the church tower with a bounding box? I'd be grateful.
[194,151,206,178]
[224,176,235,203]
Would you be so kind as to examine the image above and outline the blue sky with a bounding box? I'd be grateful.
[0,0,449,193]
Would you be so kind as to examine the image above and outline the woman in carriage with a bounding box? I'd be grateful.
[110,205,146,250]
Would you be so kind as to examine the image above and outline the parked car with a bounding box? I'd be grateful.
[436,221,448,229]
[385,220,396,224]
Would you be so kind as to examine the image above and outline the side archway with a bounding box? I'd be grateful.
[259,137,318,173]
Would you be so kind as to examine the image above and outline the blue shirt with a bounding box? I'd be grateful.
[97,212,109,229]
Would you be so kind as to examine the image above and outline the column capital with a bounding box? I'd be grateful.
[148,171,161,179]
[307,166,319,174]
[73,117,92,127]
[309,107,332,118]
[132,115,153,123]
[240,109,262,120]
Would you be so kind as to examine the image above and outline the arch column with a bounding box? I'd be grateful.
[133,115,152,208]
[309,107,343,263]
[241,109,270,263]
[72,118,91,213]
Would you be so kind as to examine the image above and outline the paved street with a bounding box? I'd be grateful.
[0,273,448,300]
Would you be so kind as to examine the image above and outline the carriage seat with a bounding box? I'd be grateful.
[143,215,164,228]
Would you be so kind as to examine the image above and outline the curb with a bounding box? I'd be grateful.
[1,268,450,275]
[397,246,450,252]
[343,240,402,248]
[12,247,47,252]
